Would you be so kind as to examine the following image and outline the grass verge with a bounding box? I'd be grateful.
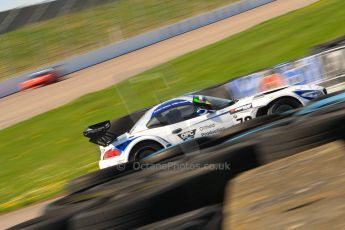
[0,0,344,213]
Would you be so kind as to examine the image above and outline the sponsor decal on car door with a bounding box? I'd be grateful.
[182,109,235,139]
[177,129,197,141]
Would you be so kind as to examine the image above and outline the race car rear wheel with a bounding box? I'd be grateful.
[267,97,302,115]
[129,141,164,162]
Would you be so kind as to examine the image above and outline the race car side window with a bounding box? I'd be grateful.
[147,104,198,128]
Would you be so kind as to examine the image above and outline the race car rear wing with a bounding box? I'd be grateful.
[83,107,151,147]
[83,121,117,147]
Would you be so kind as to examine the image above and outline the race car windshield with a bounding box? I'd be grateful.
[193,95,235,110]
[147,104,198,128]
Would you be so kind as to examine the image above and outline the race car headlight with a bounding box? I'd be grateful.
[294,90,324,100]
[301,91,323,99]
[103,149,120,160]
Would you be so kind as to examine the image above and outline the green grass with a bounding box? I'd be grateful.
[1,0,345,213]
[0,0,238,80]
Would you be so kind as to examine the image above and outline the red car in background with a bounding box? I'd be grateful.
[19,68,60,90]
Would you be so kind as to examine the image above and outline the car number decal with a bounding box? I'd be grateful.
[236,116,252,123]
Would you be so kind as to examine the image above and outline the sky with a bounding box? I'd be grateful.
[0,0,55,12]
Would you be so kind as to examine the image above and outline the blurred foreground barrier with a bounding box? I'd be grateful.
[68,143,258,229]
[10,141,259,229]
[136,204,222,230]
[223,141,345,229]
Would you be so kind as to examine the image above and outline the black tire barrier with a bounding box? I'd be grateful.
[66,161,137,194]
[46,167,163,215]
[9,211,77,230]
[70,168,216,229]
[187,142,259,175]
[135,204,222,230]
[70,144,259,230]
[44,193,109,216]
[57,140,258,223]
[257,109,345,164]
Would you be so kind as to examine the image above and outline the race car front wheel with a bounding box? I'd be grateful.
[129,141,164,162]
[267,98,302,115]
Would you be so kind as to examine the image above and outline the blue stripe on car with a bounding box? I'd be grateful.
[115,137,139,152]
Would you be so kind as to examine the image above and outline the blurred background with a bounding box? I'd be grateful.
[0,0,238,80]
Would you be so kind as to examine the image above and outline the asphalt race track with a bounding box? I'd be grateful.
[0,0,318,130]
[0,0,319,229]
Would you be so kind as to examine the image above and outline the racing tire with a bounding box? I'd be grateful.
[267,98,302,115]
[129,141,164,162]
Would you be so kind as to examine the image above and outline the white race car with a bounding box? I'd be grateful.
[84,84,326,169]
